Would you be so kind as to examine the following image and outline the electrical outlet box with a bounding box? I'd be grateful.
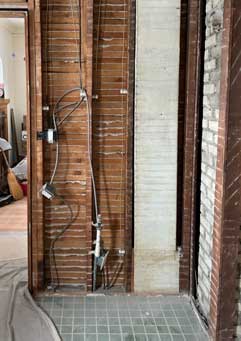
[41,183,56,200]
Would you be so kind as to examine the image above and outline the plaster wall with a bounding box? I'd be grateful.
[134,0,181,293]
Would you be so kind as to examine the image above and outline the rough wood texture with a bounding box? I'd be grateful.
[28,0,44,293]
[40,0,93,290]
[0,0,133,292]
[92,0,133,290]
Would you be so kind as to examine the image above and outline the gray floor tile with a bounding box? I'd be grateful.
[183,335,197,341]
[132,318,143,325]
[86,326,97,333]
[73,326,85,334]
[145,326,158,334]
[62,317,73,325]
[86,334,97,341]
[135,335,147,341]
[73,335,85,341]
[109,335,122,341]
[133,326,145,334]
[98,334,110,341]
[98,326,109,334]
[123,335,135,341]
[169,326,182,334]
[172,335,185,341]
[156,325,169,334]
[159,336,172,341]
[109,318,120,325]
[146,335,160,341]
[62,325,73,334]
[36,295,209,341]
[121,326,133,334]
[62,334,72,341]
[109,326,121,334]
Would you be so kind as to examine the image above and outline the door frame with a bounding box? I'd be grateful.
[0,2,44,294]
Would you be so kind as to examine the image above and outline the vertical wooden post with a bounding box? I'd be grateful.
[28,0,44,293]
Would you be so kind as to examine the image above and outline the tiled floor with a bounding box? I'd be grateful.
[36,295,209,341]
[0,197,27,231]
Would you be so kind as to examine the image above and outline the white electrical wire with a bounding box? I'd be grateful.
[50,113,59,185]
[49,87,83,185]
[85,90,99,223]
[119,0,127,253]
[70,0,82,88]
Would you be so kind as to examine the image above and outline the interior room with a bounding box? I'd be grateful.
[0,17,28,260]
[0,1,240,341]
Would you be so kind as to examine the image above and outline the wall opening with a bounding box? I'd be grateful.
[0,14,29,269]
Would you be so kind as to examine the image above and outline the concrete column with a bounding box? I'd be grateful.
[134,0,181,293]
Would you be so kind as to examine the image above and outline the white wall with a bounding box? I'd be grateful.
[0,22,15,145]
[12,33,26,155]
[0,19,26,157]
[134,0,181,292]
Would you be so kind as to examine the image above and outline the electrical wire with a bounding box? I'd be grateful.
[48,91,100,288]
[49,87,83,185]
[70,0,82,88]
[85,91,99,222]
[119,0,127,252]
[46,0,86,289]
[94,0,103,92]
[49,195,75,288]
[44,0,50,106]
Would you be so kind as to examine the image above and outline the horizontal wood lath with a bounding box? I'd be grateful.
[92,0,130,289]
[39,0,132,291]
[41,0,91,290]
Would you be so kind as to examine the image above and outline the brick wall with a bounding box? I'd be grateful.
[198,0,224,318]
[134,0,180,293]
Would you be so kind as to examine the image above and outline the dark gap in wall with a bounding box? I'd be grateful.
[192,0,206,299]
[176,0,188,248]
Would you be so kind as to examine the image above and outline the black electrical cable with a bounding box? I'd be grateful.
[57,98,84,127]
[50,87,83,185]
[49,195,75,289]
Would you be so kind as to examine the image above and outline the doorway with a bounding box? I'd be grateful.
[0,14,29,265]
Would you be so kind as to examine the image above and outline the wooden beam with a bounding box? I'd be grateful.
[0,4,28,10]
[28,0,44,293]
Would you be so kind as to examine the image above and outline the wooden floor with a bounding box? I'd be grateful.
[0,197,27,231]
[0,197,27,260]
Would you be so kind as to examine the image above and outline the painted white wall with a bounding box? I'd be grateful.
[0,19,26,157]
[12,33,26,155]
[134,0,181,292]
[0,22,15,145]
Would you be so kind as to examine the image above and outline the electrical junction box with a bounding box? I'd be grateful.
[40,183,56,200]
